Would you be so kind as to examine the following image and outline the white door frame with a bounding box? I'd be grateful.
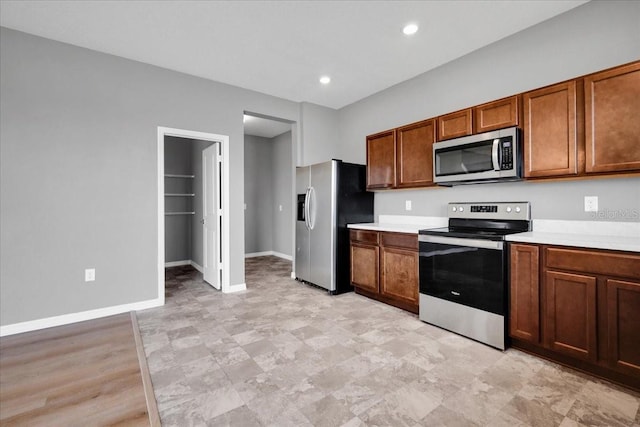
[157,126,231,301]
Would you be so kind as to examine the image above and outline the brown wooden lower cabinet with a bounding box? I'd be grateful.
[380,246,418,307]
[350,242,379,293]
[509,243,640,391]
[509,244,540,343]
[544,270,597,362]
[350,230,418,313]
[606,279,640,376]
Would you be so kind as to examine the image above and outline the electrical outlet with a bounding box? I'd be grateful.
[244,203,247,210]
[279,205,283,212]
[405,200,412,211]
[85,268,95,282]
[584,196,598,212]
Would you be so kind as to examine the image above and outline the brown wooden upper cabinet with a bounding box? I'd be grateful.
[523,81,579,178]
[396,119,436,188]
[584,62,640,174]
[367,61,639,188]
[437,109,472,141]
[366,130,396,189]
[473,95,520,134]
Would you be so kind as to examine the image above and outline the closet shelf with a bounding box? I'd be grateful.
[165,193,195,197]
[165,174,195,179]
[165,212,195,216]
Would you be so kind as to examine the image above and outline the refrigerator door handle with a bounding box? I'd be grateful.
[304,187,311,230]
[308,186,316,230]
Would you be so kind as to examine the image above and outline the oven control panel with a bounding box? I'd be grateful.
[449,202,530,220]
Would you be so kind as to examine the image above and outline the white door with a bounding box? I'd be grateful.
[203,144,221,289]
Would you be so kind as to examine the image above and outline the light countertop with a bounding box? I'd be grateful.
[505,220,640,253]
[348,217,640,252]
[347,215,447,234]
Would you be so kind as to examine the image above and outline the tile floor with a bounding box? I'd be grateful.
[136,256,640,427]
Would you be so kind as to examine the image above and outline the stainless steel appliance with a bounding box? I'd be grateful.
[433,126,522,185]
[418,202,531,349]
[295,160,374,294]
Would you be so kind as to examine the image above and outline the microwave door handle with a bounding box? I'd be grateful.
[491,139,500,171]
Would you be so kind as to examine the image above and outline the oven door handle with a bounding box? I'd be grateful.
[419,235,503,250]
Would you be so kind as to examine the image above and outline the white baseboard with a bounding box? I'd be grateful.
[245,251,292,261]
[190,260,204,273]
[164,259,204,273]
[0,298,164,337]
[245,251,273,258]
[272,251,292,261]
[225,282,247,293]
[165,260,191,267]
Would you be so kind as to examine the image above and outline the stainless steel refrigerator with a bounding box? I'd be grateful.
[295,159,374,294]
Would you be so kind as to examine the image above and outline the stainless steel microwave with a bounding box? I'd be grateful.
[433,126,522,185]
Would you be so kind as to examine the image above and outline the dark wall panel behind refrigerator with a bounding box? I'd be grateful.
[335,161,374,294]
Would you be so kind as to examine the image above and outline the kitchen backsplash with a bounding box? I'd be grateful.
[374,176,640,222]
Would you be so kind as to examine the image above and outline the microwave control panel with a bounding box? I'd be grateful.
[499,139,513,170]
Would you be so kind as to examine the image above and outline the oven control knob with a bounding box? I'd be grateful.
[452,206,457,212]
[458,206,464,212]
[515,207,521,213]
[506,207,512,213]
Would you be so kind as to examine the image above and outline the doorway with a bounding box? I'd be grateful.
[243,113,295,269]
[157,127,230,301]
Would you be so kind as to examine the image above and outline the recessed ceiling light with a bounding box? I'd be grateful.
[403,23,418,35]
[319,76,331,85]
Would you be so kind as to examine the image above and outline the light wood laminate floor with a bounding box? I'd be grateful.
[0,312,159,426]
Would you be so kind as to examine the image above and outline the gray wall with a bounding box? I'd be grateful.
[300,102,340,166]
[0,27,302,326]
[244,135,275,253]
[244,131,293,257]
[164,136,193,262]
[190,139,214,268]
[336,0,640,222]
[271,131,293,256]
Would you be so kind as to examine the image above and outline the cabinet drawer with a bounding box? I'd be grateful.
[380,232,417,250]
[545,247,640,280]
[350,229,379,244]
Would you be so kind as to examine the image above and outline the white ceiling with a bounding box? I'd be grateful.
[244,115,292,139]
[0,0,587,111]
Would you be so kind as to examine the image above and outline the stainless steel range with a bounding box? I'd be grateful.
[418,202,531,350]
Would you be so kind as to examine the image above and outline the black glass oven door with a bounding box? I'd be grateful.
[419,236,505,315]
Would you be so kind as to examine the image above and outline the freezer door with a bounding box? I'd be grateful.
[295,166,310,281]
[308,160,337,291]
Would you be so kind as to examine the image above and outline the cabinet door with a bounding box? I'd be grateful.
[544,271,597,362]
[366,130,396,189]
[350,242,379,293]
[396,119,436,188]
[606,279,640,376]
[585,62,640,173]
[437,109,472,141]
[474,95,520,134]
[509,244,540,343]
[380,246,418,306]
[523,81,578,178]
